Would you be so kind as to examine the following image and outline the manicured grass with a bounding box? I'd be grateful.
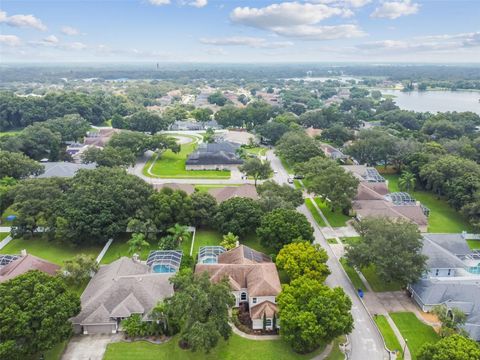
[195,184,241,192]
[293,179,303,189]
[305,198,327,227]
[0,130,21,137]
[374,315,403,359]
[279,156,294,174]
[0,233,9,241]
[242,233,275,256]
[146,139,230,179]
[1,206,17,226]
[384,174,473,233]
[0,236,103,265]
[340,258,367,292]
[390,312,440,360]
[36,339,68,360]
[467,240,480,250]
[100,234,158,265]
[244,147,267,156]
[340,237,361,246]
[325,336,347,360]
[361,264,403,292]
[314,198,352,228]
[181,229,222,257]
[327,238,338,244]
[104,334,325,360]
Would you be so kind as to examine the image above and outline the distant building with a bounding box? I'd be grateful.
[170,120,220,131]
[319,143,348,161]
[409,233,480,341]
[208,184,259,203]
[186,141,243,170]
[36,162,96,178]
[0,251,60,283]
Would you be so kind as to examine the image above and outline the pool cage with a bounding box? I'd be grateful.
[198,246,225,264]
[146,250,182,273]
[385,192,417,205]
[0,254,20,267]
[364,168,385,183]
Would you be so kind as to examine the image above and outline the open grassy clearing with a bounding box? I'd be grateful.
[305,198,327,227]
[181,229,222,258]
[374,315,403,359]
[390,312,440,360]
[339,258,367,292]
[242,232,275,256]
[0,236,103,265]
[244,147,267,156]
[104,334,325,360]
[384,174,473,233]
[467,240,480,249]
[144,137,230,179]
[314,198,352,228]
[100,233,158,265]
[361,264,403,292]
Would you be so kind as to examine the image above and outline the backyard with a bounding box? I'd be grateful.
[100,234,158,265]
[103,334,326,360]
[390,312,440,360]
[0,236,103,265]
[143,136,230,179]
[373,315,403,359]
[181,229,222,257]
[384,174,473,233]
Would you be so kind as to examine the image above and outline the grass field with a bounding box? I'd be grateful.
[340,258,367,291]
[361,264,403,292]
[244,147,267,156]
[181,229,222,257]
[468,240,480,249]
[242,232,275,256]
[194,184,241,192]
[314,198,352,228]
[144,139,230,179]
[384,174,473,233]
[390,312,440,360]
[100,234,158,264]
[104,334,325,360]
[374,315,403,359]
[0,236,102,265]
[0,233,9,241]
[305,198,327,227]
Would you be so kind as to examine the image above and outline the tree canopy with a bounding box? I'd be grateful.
[214,197,262,237]
[239,158,272,186]
[275,131,323,164]
[417,334,480,360]
[0,150,44,179]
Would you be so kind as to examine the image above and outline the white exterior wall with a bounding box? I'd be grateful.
[427,268,456,277]
[233,289,248,307]
[249,295,276,309]
[251,317,275,330]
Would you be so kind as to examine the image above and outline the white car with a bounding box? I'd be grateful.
[287,178,294,184]
[273,170,278,174]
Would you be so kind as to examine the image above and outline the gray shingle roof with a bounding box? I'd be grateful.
[37,162,96,178]
[72,257,174,325]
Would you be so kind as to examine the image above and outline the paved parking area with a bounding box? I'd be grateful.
[62,334,122,360]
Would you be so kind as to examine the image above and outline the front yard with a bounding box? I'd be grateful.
[305,199,326,227]
[0,236,103,265]
[103,334,326,360]
[390,312,440,360]
[314,198,352,228]
[373,315,403,359]
[339,258,367,292]
[0,233,9,241]
[468,240,480,250]
[144,140,230,179]
[384,175,474,233]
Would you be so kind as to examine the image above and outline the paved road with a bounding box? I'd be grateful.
[266,150,388,360]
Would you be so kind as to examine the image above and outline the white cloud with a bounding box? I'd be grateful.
[309,0,371,8]
[0,10,47,31]
[148,0,171,5]
[182,0,207,7]
[65,42,87,50]
[0,34,21,47]
[44,35,59,44]
[200,36,293,48]
[61,26,80,36]
[371,0,419,19]
[230,2,363,40]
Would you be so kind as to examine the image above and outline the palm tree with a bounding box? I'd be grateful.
[398,172,416,192]
[127,233,150,255]
[167,224,191,246]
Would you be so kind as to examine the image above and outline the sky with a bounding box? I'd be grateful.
[1,0,479,63]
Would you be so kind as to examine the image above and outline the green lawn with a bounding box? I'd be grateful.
[100,234,159,265]
[0,233,9,241]
[34,339,68,360]
[467,240,480,250]
[340,237,361,246]
[0,236,103,265]
[244,147,267,156]
[390,312,440,360]
[374,315,403,359]
[327,238,338,244]
[361,264,403,292]
[384,174,473,233]
[340,258,367,292]
[314,198,352,228]
[324,336,346,360]
[242,232,276,256]
[145,140,230,179]
[0,130,21,137]
[104,334,325,360]
[305,198,327,227]
[293,180,303,189]
[181,229,223,257]
[279,156,294,174]
[194,184,241,192]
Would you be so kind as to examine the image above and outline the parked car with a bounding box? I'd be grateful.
[287,178,294,184]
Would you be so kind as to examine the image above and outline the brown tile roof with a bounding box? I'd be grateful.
[0,254,60,283]
[153,183,195,195]
[195,246,281,297]
[208,184,258,203]
[250,300,278,320]
[355,182,389,200]
[353,200,428,227]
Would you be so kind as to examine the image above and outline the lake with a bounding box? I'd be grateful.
[381,89,480,114]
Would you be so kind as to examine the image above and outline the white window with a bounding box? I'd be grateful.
[252,298,257,304]
[240,292,247,301]
[266,319,272,327]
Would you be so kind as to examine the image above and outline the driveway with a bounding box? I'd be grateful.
[62,334,122,360]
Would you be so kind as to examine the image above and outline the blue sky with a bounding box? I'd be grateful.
[1,0,479,63]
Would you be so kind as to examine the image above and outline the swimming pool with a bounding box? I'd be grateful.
[152,264,176,273]
[201,257,217,264]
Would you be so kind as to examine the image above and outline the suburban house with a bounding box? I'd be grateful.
[319,143,348,161]
[186,141,243,170]
[195,245,281,330]
[408,233,480,340]
[72,251,182,334]
[83,128,119,148]
[152,183,195,195]
[208,184,259,203]
[0,250,60,283]
[344,165,429,231]
[36,162,96,178]
[170,120,220,131]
